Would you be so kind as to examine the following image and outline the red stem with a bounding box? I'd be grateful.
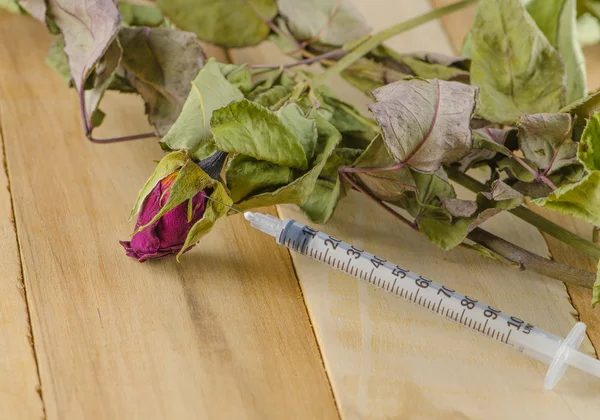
[79,88,157,144]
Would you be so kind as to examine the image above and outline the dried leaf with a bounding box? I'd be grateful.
[0,0,21,13]
[211,99,309,169]
[117,27,205,136]
[418,181,523,250]
[85,40,122,129]
[341,59,408,95]
[533,171,600,225]
[161,59,244,158]
[518,113,576,174]
[46,0,121,91]
[233,117,341,211]
[181,180,232,256]
[46,36,71,84]
[352,135,417,202]
[277,0,371,46]
[19,0,46,20]
[527,0,586,103]
[299,178,342,223]
[118,2,164,27]
[368,78,478,173]
[578,113,600,171]
[130,151,188,219]
[468,0,565,123]
[458,128,511,171]
[157,0,277,47]
[278,103,318,160]
[226,154,292,202]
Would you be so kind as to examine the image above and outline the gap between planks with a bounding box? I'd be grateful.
[0,89,45,418]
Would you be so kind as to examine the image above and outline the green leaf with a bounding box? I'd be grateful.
[118,2,164,27]
[253,85,294,109]
[117,27,206,136]
[401,55,469,83]
[593,261,600,307]
[130,151,188,219]
[518,113,576,173]
[299,178,342,224]
[156,0,277,47]
[278,103,318,160]
[341,59,407,95]
[527,0,586,104]
[457,128,511,171]
[468,0,565,124]
[300,146,363,223]
[533,171,600,225]
[277,0,371,47]
[578,113,600,171]
[218,63,254,94]
[225,154,292,202]
[211,99,309,169]
[368,78,478,173]
[180,180,232,256]
[418,181,523,250]
[561,91,600,120]
[161,59,244,157]
[497,157,537,183]
[321,95,377,134]
[233,117,341,211]
[85,39,122,129]
[136,159,212,233]
[352,135,417,202]
[0,0,21,13]
[46,36,72,85]
[45,0,121,91]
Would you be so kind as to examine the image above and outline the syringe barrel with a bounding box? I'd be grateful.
[273,218,596,388]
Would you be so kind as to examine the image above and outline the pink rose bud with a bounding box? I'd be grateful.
[120,172,207,262]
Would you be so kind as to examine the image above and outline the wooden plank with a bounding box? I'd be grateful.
[431,0,600,354]
[0,92,44,418]
[236,0,600,417]
[0,11,338,420]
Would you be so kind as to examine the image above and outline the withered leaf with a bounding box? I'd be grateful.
[468,0,565,123]
[368,78,478,173]
[118,27,206,136]
[518,113,576,174]
[157,0,277,47]
[45,0,121,91]
[277,0,371,47]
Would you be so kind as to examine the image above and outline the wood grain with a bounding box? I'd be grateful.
[0,11,338,420]
[431,0,600,354]
[0,94,44,419]
[236,0,600,418]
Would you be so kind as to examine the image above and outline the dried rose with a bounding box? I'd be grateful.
[120,171,207,261]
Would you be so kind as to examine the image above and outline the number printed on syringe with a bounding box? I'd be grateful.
[281,221,539,350]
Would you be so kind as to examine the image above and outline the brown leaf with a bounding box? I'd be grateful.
[518,113,576,174]
[118,27,206,136]
[46,0,121,91]
[368,78,478,173]
[19,0,46,21]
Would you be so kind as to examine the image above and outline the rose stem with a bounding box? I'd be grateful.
[312,0,479,87]
[446,166,600,260]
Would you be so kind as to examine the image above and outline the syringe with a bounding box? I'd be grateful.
[244,211,600,390]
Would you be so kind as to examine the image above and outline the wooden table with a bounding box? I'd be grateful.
[1,1,600,418]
